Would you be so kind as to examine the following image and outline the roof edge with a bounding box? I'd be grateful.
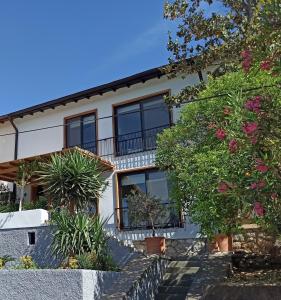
[0,65,167,123]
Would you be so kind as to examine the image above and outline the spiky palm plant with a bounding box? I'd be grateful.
[38,150,108,213]
[51,211,109,260]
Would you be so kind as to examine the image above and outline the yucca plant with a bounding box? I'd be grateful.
[52,211,109,259]
[37,150,108,213]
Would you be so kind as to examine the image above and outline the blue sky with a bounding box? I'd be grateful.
[0,0,174,115]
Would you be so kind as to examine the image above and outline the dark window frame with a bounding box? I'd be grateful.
[64,110,98,154]
[117,168,182,230]
[114,93,172,156]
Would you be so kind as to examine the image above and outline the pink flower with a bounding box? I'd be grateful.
[256,165,269,173]
[260,60,271,71]
[228,139,238,153]
[215,129,227,140]
[258,180,266,189]
[255,159,269,173]
[241,50,252,73]
[271,193,278,200]
[250,182,258,189]
[242,122,258,136]
[241,50,251,59]
[254,202,265,217]
[242,60,251,73]
[218,182,229,193]
[250,180,266,190]
[244,96,261,113]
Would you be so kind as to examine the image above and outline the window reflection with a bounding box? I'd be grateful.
[115,95,170,156]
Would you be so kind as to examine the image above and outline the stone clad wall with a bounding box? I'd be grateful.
[233,229,280,255]
[133,238,207,258]
[102,255,169,299]
[0,225,60,268]
[0,225,142,268]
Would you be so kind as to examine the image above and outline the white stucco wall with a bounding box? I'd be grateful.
[10,73,200,160]
[0,122,15,163]
[0,72,202,238]
[0,209,49,229]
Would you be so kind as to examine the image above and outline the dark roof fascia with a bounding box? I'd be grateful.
[0,65,165,123]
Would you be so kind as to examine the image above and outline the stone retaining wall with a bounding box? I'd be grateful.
[233,229,280,255]
[102,255,169,299]
[0,225,60,268]
[0,225,140,268]
[203,285,281,300]
[133,238,207,258]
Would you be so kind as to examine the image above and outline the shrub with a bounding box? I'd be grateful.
[0,255,14,269]
[38,150,108,213]
[16,256,38,269]
[76,252,97,270]
[157,68,281,238]
[23,197,48,210]
[0,198,48,213]
[52,211,115,270]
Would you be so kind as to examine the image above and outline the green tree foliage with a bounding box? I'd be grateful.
[156,69,281,237]
[163,0,281,104]
[52,211,114,270]
[15,161,39,211]
[127,190,167,237]
[38,150,108,213]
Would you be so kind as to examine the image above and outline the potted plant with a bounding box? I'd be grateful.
[127,190,167,255]
[214,234,233,253]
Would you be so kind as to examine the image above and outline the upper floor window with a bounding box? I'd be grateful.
[114,94,171,156]
[65,112,97,154]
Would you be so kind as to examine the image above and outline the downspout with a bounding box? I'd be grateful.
[9,118,19,202]
[9,118,18,160]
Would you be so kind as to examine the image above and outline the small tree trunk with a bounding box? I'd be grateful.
[19,186,24,212]
[150,216,156,237]
[69,199,76,215]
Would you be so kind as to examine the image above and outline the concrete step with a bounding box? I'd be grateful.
[155,293,187,300]
[168,260,201,268]
[165,266,200,275]
[158,285,191,295]
[162,275,193,287]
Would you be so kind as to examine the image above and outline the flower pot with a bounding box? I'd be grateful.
[215,234,233,252]
[145,237,165,255]
[208,239,219,253]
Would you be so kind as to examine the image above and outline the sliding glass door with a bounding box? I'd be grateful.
[114,94,171,156]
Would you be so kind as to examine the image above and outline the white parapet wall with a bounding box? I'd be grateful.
[0,209,49,229]
[0,269,120,300]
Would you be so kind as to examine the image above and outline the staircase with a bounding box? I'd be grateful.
[155,259,201,300]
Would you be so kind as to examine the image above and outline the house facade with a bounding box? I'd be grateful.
[0,66,206,241]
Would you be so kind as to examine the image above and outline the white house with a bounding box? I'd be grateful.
[0,65,206,241]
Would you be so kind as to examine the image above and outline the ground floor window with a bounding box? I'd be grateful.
[117,169,181,230]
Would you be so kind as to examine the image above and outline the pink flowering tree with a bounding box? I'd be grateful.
[156,63,281,238]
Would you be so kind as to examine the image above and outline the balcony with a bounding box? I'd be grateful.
[72,124,170,166]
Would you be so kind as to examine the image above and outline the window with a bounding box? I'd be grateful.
[114,94,171,156]
[66,112,97,154]
[118,169,180,230]
[28,232,36,245]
